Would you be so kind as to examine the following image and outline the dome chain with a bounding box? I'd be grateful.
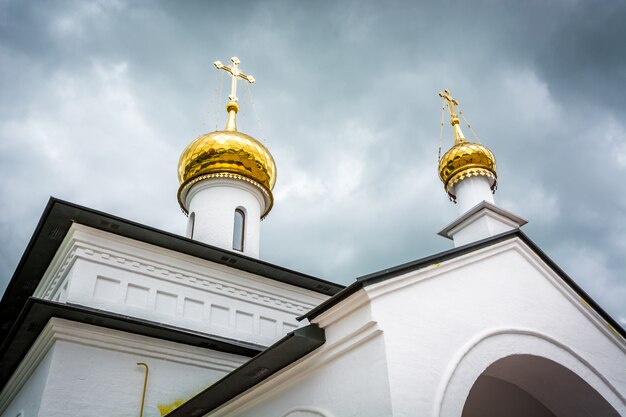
[215,71,225,130]
[458,110,481,144]
[245,82,267,147]
[438,98,445,162]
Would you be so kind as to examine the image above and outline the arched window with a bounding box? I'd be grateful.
[233,208,245,251]
[186,212,195,239]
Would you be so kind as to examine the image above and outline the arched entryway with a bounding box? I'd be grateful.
[462,354,619,417]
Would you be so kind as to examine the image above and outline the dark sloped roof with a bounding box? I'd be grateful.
[0,198,344,347]
[167,324,325,417]
[299,230,626,341]
[0,298,265,394]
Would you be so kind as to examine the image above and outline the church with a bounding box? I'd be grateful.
[0,57,624,417]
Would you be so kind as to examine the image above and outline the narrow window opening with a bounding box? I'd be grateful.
[233,208,245,251]
[187,212,195,239]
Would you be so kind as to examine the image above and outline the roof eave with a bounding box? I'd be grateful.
[167,324,325,417]
[0,197,344,346]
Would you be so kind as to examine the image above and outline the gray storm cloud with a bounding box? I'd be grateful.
[1,0,625,324]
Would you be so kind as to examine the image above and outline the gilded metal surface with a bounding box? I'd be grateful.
[437,88,497,199]
[224,102,239,131]
[177,56,276,218]
[214,56,255,102]
[178,127,276,186]
[439,89,466,143]
[438,141,497,193]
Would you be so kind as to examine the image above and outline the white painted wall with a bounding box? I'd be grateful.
[185,179,265,258]
[0,347,55,417]
[211,303,393,417]
[34,224,329,347]
[0,318,248,417]
[367,238,626,416]
[208,237,626,417]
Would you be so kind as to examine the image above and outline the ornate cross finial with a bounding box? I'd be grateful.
[438,89,459,120]
[213,57,255,103]
[438,88,466,144]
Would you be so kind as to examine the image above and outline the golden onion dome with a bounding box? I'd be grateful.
[438,141,497,195]
[177,101,276,218]
[437,89,498,200]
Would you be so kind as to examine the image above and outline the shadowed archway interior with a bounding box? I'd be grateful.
[462,354,619,417]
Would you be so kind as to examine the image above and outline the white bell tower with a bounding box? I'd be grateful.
[177,57,276,259]
[437,89,526,247]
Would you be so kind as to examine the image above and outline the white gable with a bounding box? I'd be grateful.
[207,236,626,417]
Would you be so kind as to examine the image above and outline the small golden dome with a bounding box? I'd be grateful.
[177,102,276,218]
[438,141,497,194]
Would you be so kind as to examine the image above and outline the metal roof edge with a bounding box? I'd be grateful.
[167,324,325,417]
[301,230,626,342]
[301,230,521,321]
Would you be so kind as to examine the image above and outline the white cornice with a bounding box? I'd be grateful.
[35,224,326,315]
[0,318,246,414]
[310,289,370,328]
[438,201,527,239]
[363,237,626,353]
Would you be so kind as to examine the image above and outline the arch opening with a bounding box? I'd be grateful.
[462,354,619,417]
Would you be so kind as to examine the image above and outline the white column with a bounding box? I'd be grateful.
[451,176,495,214]
[185,179,264,258]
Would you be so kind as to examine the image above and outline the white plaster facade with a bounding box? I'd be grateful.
[204,236,626,417]
[0,318,248,417]
[33,224,329,347]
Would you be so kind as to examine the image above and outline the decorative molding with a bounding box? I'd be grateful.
[0,318,246,414]
[311,289,370,328]
[179,174,273,219]
[35,225,323,317]
[34,236,77,300]
[438,201,527,240]
[74,243,313,314]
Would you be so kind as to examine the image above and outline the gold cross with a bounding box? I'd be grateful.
[213,57,255,103]
[438,88,466,143]
[438,89,459,119]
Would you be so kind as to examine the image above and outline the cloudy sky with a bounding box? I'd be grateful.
[1,0,625,325]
